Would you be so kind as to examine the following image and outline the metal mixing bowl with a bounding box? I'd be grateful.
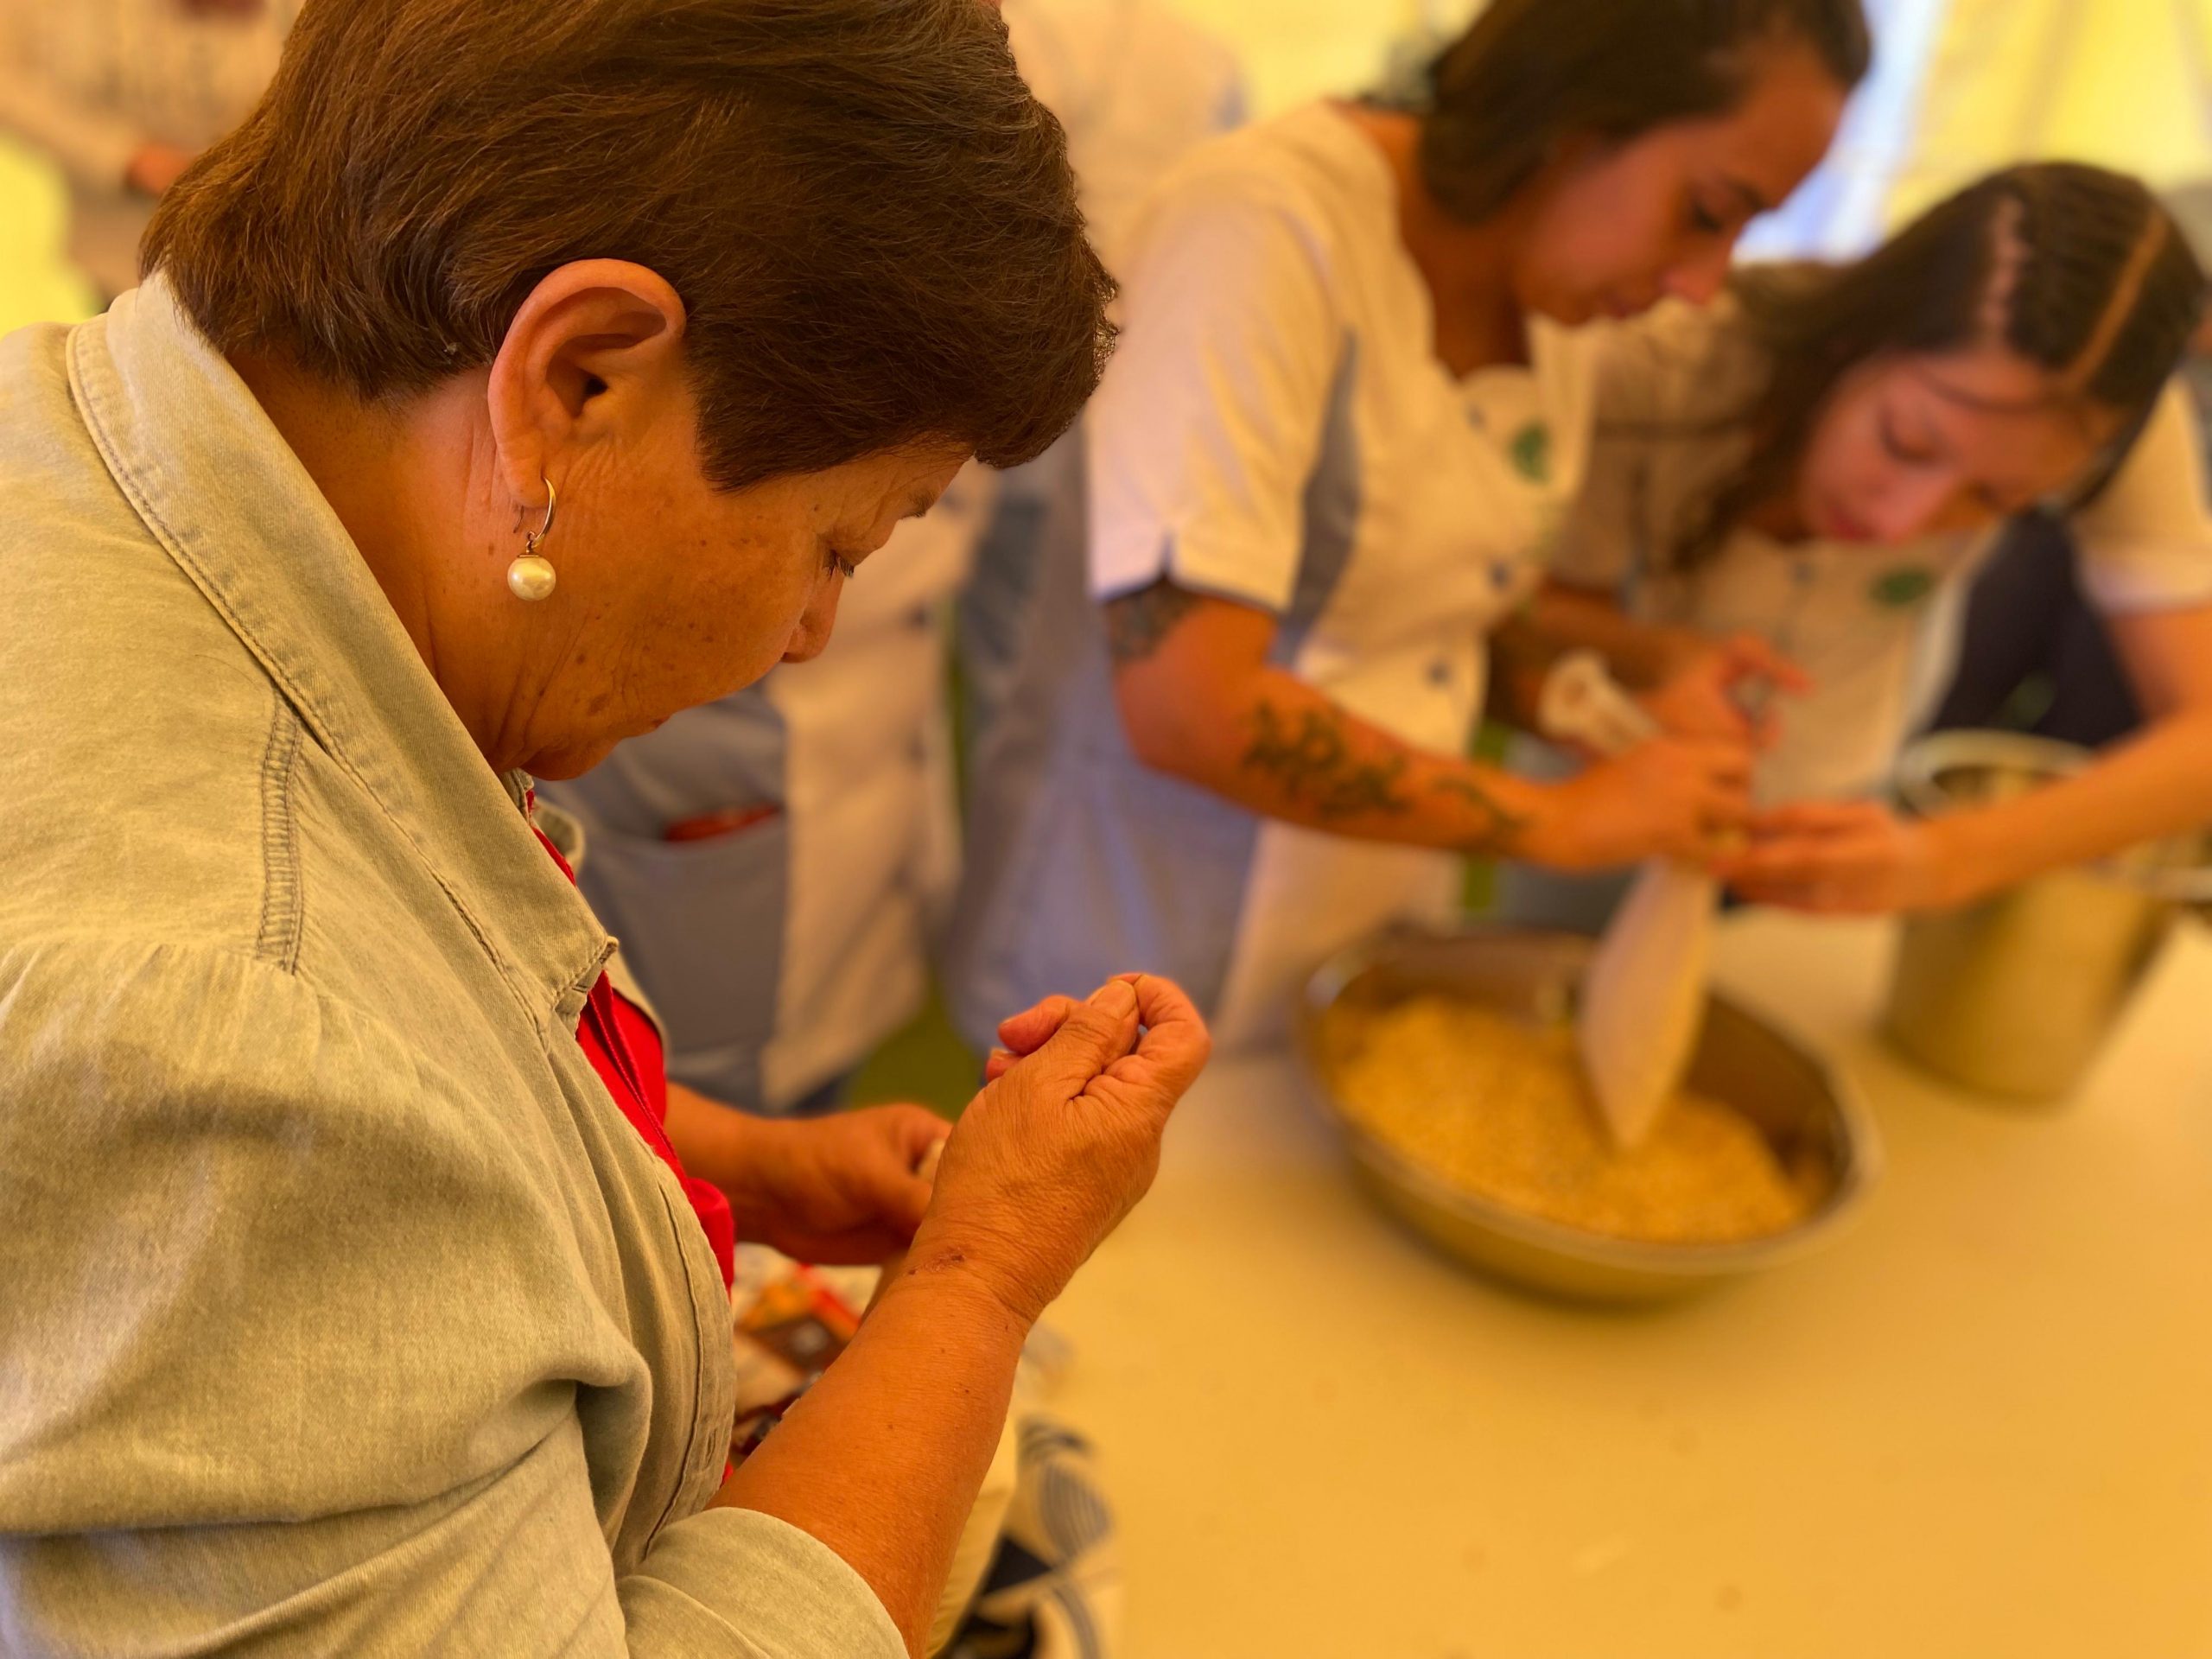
[1294,924,1881,1304]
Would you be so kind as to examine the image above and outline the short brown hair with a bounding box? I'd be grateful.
[146,0,1115,488]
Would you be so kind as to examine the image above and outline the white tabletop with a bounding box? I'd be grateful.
[1046,912,2212,1659]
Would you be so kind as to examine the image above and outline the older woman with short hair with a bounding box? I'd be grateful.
[0,2,1208,1655]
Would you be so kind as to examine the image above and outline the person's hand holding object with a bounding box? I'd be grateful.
[898,974,1211,1325]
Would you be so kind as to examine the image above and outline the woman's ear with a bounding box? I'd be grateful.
[484,259,690,512]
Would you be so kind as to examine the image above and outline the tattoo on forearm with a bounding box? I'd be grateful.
[1240,700,1413,820]
[1431,775,1531,855]
[1105,580,1204,664]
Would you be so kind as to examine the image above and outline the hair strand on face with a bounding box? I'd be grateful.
[2060,208,2172,403]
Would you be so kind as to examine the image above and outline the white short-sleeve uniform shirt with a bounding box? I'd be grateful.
[1553,298,2212,806]
[949,102,1603,1052]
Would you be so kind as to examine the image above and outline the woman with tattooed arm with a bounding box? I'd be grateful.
[947,0,1866,1051]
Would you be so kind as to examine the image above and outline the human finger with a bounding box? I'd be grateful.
[1087,975,1211,1110]
[995,995,1082,1057]
[1014,978,1144,1097]
[1721,632,1814,695]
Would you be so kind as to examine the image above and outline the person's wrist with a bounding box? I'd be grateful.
[1918,810,2003,908]
[861,1252,1033,1399]
[1513,778,1585,869]
[882,1230,1046,1336]
[892,1213,1056,1332]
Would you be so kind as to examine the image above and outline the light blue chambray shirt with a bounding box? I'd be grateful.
[0,278,903,1657]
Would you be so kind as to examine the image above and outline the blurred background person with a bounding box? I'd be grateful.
[946,0,1868,1054]
[1520,162,2210,918]
[539,0,1247,1116]
[1925,179,2212,752]
[0,0,296,301]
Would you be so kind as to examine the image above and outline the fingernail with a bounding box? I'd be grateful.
[1089,980,1138,1018]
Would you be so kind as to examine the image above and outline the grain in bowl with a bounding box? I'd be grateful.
[1320,995,1824,1245]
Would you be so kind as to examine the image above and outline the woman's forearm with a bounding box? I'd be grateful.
[1104,579,1746,869]
[1124,653,1543,856]
[1938,711,2212,899]
[1107,579,1539,854]
[714,1266,1029,1657]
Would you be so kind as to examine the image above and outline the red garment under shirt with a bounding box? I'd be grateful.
[534,824,735,1289]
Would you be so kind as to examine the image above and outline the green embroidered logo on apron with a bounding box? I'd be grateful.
[1510,421,1551,484]
[1868,566,1936,608]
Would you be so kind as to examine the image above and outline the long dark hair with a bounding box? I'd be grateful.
[1673,162,2209,566]
[1417,0,1872,225]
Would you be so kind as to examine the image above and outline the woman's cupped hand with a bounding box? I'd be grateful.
[898,974,1212,1327]
[715,973,1211,1310]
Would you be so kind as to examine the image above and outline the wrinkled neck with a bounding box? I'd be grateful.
[227,351,550,772]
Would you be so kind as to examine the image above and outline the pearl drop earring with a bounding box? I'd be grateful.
[506,477,559,601]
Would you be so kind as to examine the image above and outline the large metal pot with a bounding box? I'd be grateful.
[1882,732,2212,1101]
